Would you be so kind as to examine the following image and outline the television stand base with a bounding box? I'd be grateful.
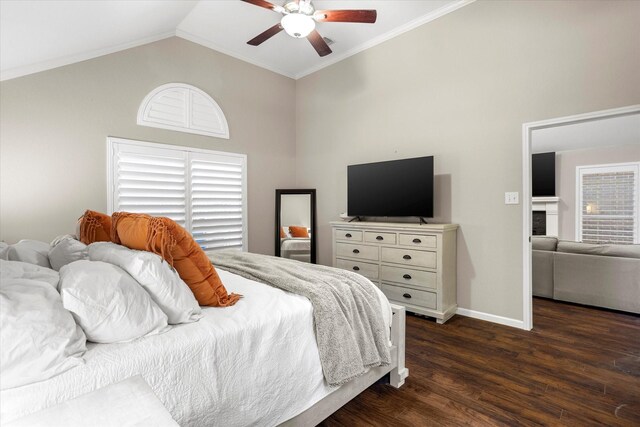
[419,217,428,225]
[348,216,364,223]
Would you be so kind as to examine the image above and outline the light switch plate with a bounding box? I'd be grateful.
[505,192,519,205]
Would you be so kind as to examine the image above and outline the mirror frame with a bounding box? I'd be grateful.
[275,189,317,264]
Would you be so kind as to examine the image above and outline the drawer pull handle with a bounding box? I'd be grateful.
[403,293,412,299]
[413,238,422,244]
[403,254,412,260]
[376,236,384,241]
[403,274,412,280]
[345,233,352,238]
[353,266,360,271]
[353,249,360,254]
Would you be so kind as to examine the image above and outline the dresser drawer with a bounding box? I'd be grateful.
[381,283,437,310]
[335,229,363,242]
[399,233,437,248]
[336,258,379,281]
[364,231,397,245]
[380,265,436,289]
[381,247,436,269]
[336,243,379,261]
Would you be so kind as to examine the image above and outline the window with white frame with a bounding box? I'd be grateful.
[576,162,639,244]
[107,137,247,251]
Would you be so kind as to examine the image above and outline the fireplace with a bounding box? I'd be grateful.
[532,211,547,235]
[532,197,559,237]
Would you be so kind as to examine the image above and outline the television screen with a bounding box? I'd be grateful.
[532,152,556,197]
[348,156,434,218]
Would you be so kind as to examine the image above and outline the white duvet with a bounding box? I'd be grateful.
[1,269,391,426]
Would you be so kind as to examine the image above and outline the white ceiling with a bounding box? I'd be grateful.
[532,113,640,154]
[0,0,471,81]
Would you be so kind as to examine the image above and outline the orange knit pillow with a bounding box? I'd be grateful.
[111,212,240,307]
[280,227,286,239]
[289,226,309,238]
[78,210,112,244]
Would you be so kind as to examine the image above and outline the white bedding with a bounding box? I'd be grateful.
[280,237,310,252]
[1,269,391,426]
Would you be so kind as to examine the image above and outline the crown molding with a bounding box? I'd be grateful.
[0,31,176,82]
[0,0,475,82]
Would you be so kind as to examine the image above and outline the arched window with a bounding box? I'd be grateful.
[137,83,229,139]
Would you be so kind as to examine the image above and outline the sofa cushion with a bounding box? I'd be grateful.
[532,250,554,298]
[532,236,558,251]
[557,241,640,259]
[553,252,640,314]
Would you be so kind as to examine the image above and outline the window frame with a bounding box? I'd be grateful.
[106,136,248,251]
[575,161,640,244]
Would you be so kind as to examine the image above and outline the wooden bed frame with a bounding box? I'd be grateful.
[281,304,409,426]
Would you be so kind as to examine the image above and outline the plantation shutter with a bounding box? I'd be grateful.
[109,138,247,251]
[190,152,245,251]
[111,143,188,227]
[578,163,639,244]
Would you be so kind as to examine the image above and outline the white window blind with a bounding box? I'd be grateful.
[576,162,640,244]
[108,137,247,251]
[190,153,245,251]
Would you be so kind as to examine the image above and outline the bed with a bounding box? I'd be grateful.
[1,266,408,426]
[280,237,311,262]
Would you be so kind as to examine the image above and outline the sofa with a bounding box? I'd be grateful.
[532,237,640,314]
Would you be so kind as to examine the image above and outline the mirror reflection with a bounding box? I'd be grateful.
[276,189,316,263]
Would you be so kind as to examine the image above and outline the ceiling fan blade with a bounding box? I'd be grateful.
[247,23,284,46]
[307,30,332,57]
[241,0,284,13]
[313,10,377,23]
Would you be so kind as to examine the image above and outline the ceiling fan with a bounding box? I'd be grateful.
[242,0,377,57]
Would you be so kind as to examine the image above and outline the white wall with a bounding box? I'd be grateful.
[295,0,640,322]
[555,144,640,241]
[281,194,311,229]
[0,37,296,255]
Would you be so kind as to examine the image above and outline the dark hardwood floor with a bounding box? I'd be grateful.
[320,298,640,426]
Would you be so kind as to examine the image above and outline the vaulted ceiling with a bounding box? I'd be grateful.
[0,0,471,81]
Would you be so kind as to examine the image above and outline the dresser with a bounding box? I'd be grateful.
[331,221,458,324]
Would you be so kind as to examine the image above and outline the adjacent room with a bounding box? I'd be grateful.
[1,0,639,425]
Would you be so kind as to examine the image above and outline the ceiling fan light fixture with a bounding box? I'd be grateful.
[281,13,315,38]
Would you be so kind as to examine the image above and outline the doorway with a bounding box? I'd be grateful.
[521,105,640,330]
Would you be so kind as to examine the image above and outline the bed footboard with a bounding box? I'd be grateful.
[389,303,409,388]
[280,303,408,426]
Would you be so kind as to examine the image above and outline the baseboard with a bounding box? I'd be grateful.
[456,308,525,330]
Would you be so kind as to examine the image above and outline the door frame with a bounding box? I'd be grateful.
[521,104,640,330]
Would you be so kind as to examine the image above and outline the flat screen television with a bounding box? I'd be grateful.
[532,152,556,197]
[347,156,434,218]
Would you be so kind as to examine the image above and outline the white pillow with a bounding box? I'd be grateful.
[59,260,169,343]
[7,239,51,268]
[49,236,88,271]
[0,259,59,289]
[88,242,202,325]
[0,277,86,390]
[51,234,78,247]
[0,242,9,260]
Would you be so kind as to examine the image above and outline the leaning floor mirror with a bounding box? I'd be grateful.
[275,189,317,264]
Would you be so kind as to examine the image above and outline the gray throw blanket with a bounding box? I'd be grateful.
[209,250,391,386]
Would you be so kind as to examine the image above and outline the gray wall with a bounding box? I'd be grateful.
[0,37,296,255]
[295,0,640,321]
[556,144,640,241]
